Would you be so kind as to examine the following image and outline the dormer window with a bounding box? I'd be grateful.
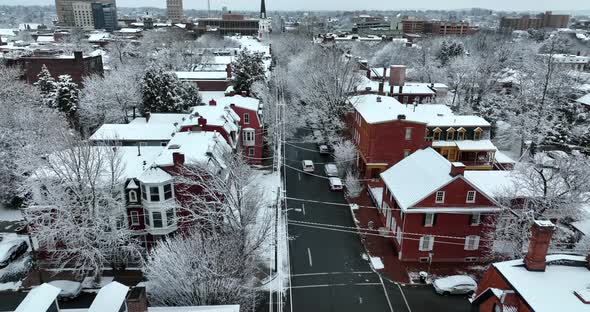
[433,128,442,141]
[129,191,137,202]
[457,128,466,141]
[446,128,456,141]
[474,127,483,141]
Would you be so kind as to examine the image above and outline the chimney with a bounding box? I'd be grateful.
[389,65,406,87]
[450,162,465,177]
[390,84,394,95]
[366,66,371,79]
[524,220,555,272]
[226,64,232,79]
[209,99,217,106]
[172,152,185,166]
[376,96,382,103]
[398,85,404,102]
[378,82,384,95]
[198,116,207,127]
[241,91,248,97]
[145,112,151,123]
[382,67,387,79]
[126,286,148,312]
[74,50,83,62]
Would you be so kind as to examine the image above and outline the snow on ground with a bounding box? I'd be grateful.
[0,203,23,221]
[0,254,32,283]
[82,276,114,292]
[370,257,384,270]
[0,281,21,291]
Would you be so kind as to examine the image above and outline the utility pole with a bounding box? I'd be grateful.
[207,0,211,18]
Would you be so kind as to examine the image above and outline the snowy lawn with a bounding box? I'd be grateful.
[0,203,23,222]
[0,281,22,291]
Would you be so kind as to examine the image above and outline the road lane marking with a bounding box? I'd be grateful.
[302,203,306,215]
[298,172,301,181]
[291,271,374,277]
[398,283,412,312]
[379,275,395,312]
[307,248,313,267]
[290,283,382,289]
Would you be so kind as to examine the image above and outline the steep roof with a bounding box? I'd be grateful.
[576,94,590,106]
[89,123,177,142]
[154,132,231,167]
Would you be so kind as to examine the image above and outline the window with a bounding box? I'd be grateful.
[419,235,434,251]
[129,190,137,202]
[150,186,160,201]
[446,128,455,141]
[248,147,255,156]
[473,128,482,140]
[466,191,476,203]
[403,149,411,158]
[404,128,412,140]
[130,211,139,225]
[470,213,481,226]
[141,185,147,200]
[152,211,163,228]
[144,210,150,227]
[433,128,441,141]
[464,236,480,251]
[166,209,175,226]
[243,129,255,146]
[457,128,465,140]
[423,213,435,227]
[164,184,173,200]
[435,191,445,203]
[396,226,402,243]
[243,113,250,124]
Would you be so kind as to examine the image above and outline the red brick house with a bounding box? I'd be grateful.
[473,221,590,312]
[175,64,232,92]
[377,148,502,263]
[350,94,494,179]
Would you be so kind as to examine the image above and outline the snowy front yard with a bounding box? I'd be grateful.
[0,204,23,222]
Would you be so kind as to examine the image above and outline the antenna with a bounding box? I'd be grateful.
[208,0,211,18]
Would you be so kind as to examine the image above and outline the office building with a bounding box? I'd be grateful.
[167,0,184,23]
[500,11,570,32]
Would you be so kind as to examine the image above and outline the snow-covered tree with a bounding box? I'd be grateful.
[79,67,142,133]
[231,49,266,93]
[332,139,357,174]
[141,67,194,114]
[24,137,143,280]
[344,169,362,199]
[34,65,56,107]
[53,75,80,130]
[144,230,257,308]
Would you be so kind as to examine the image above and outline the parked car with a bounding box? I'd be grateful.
[319,144,330,154]
[0,238,28,268]
[324,164,339,177]
[328,177,343,191]
[432,275,477,296]
[302,160,315,173]
[48,280,83,300]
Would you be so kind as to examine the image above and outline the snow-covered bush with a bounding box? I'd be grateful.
[344,169,363,199]
[332,139,357,174]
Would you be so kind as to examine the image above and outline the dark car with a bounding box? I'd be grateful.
[0,238,28,268]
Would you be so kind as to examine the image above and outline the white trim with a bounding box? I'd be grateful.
[424,213,435,227]
[129,190,137,202]
[405,207,501,213]
[435,191,445,203]
[466,190,476,203]
[464,235,480,251]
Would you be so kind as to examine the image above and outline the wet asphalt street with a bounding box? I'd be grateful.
[283,142,471,312]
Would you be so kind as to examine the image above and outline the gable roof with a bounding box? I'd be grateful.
[15,283,60,312]
[576,93,590,106]
[88,282,129,312]
[380,148,454,210]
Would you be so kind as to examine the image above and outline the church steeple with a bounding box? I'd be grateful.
[260,0,267,19]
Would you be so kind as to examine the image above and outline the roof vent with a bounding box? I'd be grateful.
[437,113,444,117]
[168,144,181,150]
[397,114,406,120]
[376,96,382,102]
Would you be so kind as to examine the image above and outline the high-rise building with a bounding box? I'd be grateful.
[55,0,76,26]
[92,1,118,31]
[166,0,184,23]
[72,1,95,30]
[500,11,570,32]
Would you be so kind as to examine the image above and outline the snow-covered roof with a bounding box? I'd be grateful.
[228,35,271,56]
[15,283,61,312]
[380,148,454,210]
[358,77,436,95]
[186,105,240,134]
[551,54,590,64]
[213,95,261,112]
[129,113,187,126]
[200,91,227,102]
[88,32,110,41]
[36,35,55,43]
[576,94,590,106]
[119,28,143,33]
[88,281,129,312]
[19,23,41,30]
[495,150,516,164]
[493,254,590,312]
[0,29,16,37]
[154,131,231,167]
[463,170,519,198]
[351,94,489,127]
[455,140,497,151]
[149,306,240,312]
[176,71,229,80]
[138,167,173,184]
[90,123,177,142]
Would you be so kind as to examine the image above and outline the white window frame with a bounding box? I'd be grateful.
[404,150,411,158]
[243,129,255,146]
[243,113,250,124]
[466,191,476,203]
[405,127,412,140]
[424,213,435,227]
[129,190,137,202]
[130,211,139,225]
[470,213,481,226]
[419,235,434,251]
[435,191,445,204]
[248,147,255,156]
[464,235,480,251]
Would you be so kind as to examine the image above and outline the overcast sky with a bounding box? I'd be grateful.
[4,0,588,12]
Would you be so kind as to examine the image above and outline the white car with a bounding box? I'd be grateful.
[0,238,28,269]
[302,160,315,173]
[48,280,83,300]
[328,177,343,191]
[319,144,330,154]
[432,275,477,296]
[324,164,338,177]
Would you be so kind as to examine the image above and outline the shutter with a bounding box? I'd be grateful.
[473,236,480,250]
[428,236,434,251]
[432,214,437,226]
[423,214,427,226]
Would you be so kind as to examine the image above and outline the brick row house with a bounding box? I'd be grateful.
[376,148,503,263]
[350,94,499,180]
